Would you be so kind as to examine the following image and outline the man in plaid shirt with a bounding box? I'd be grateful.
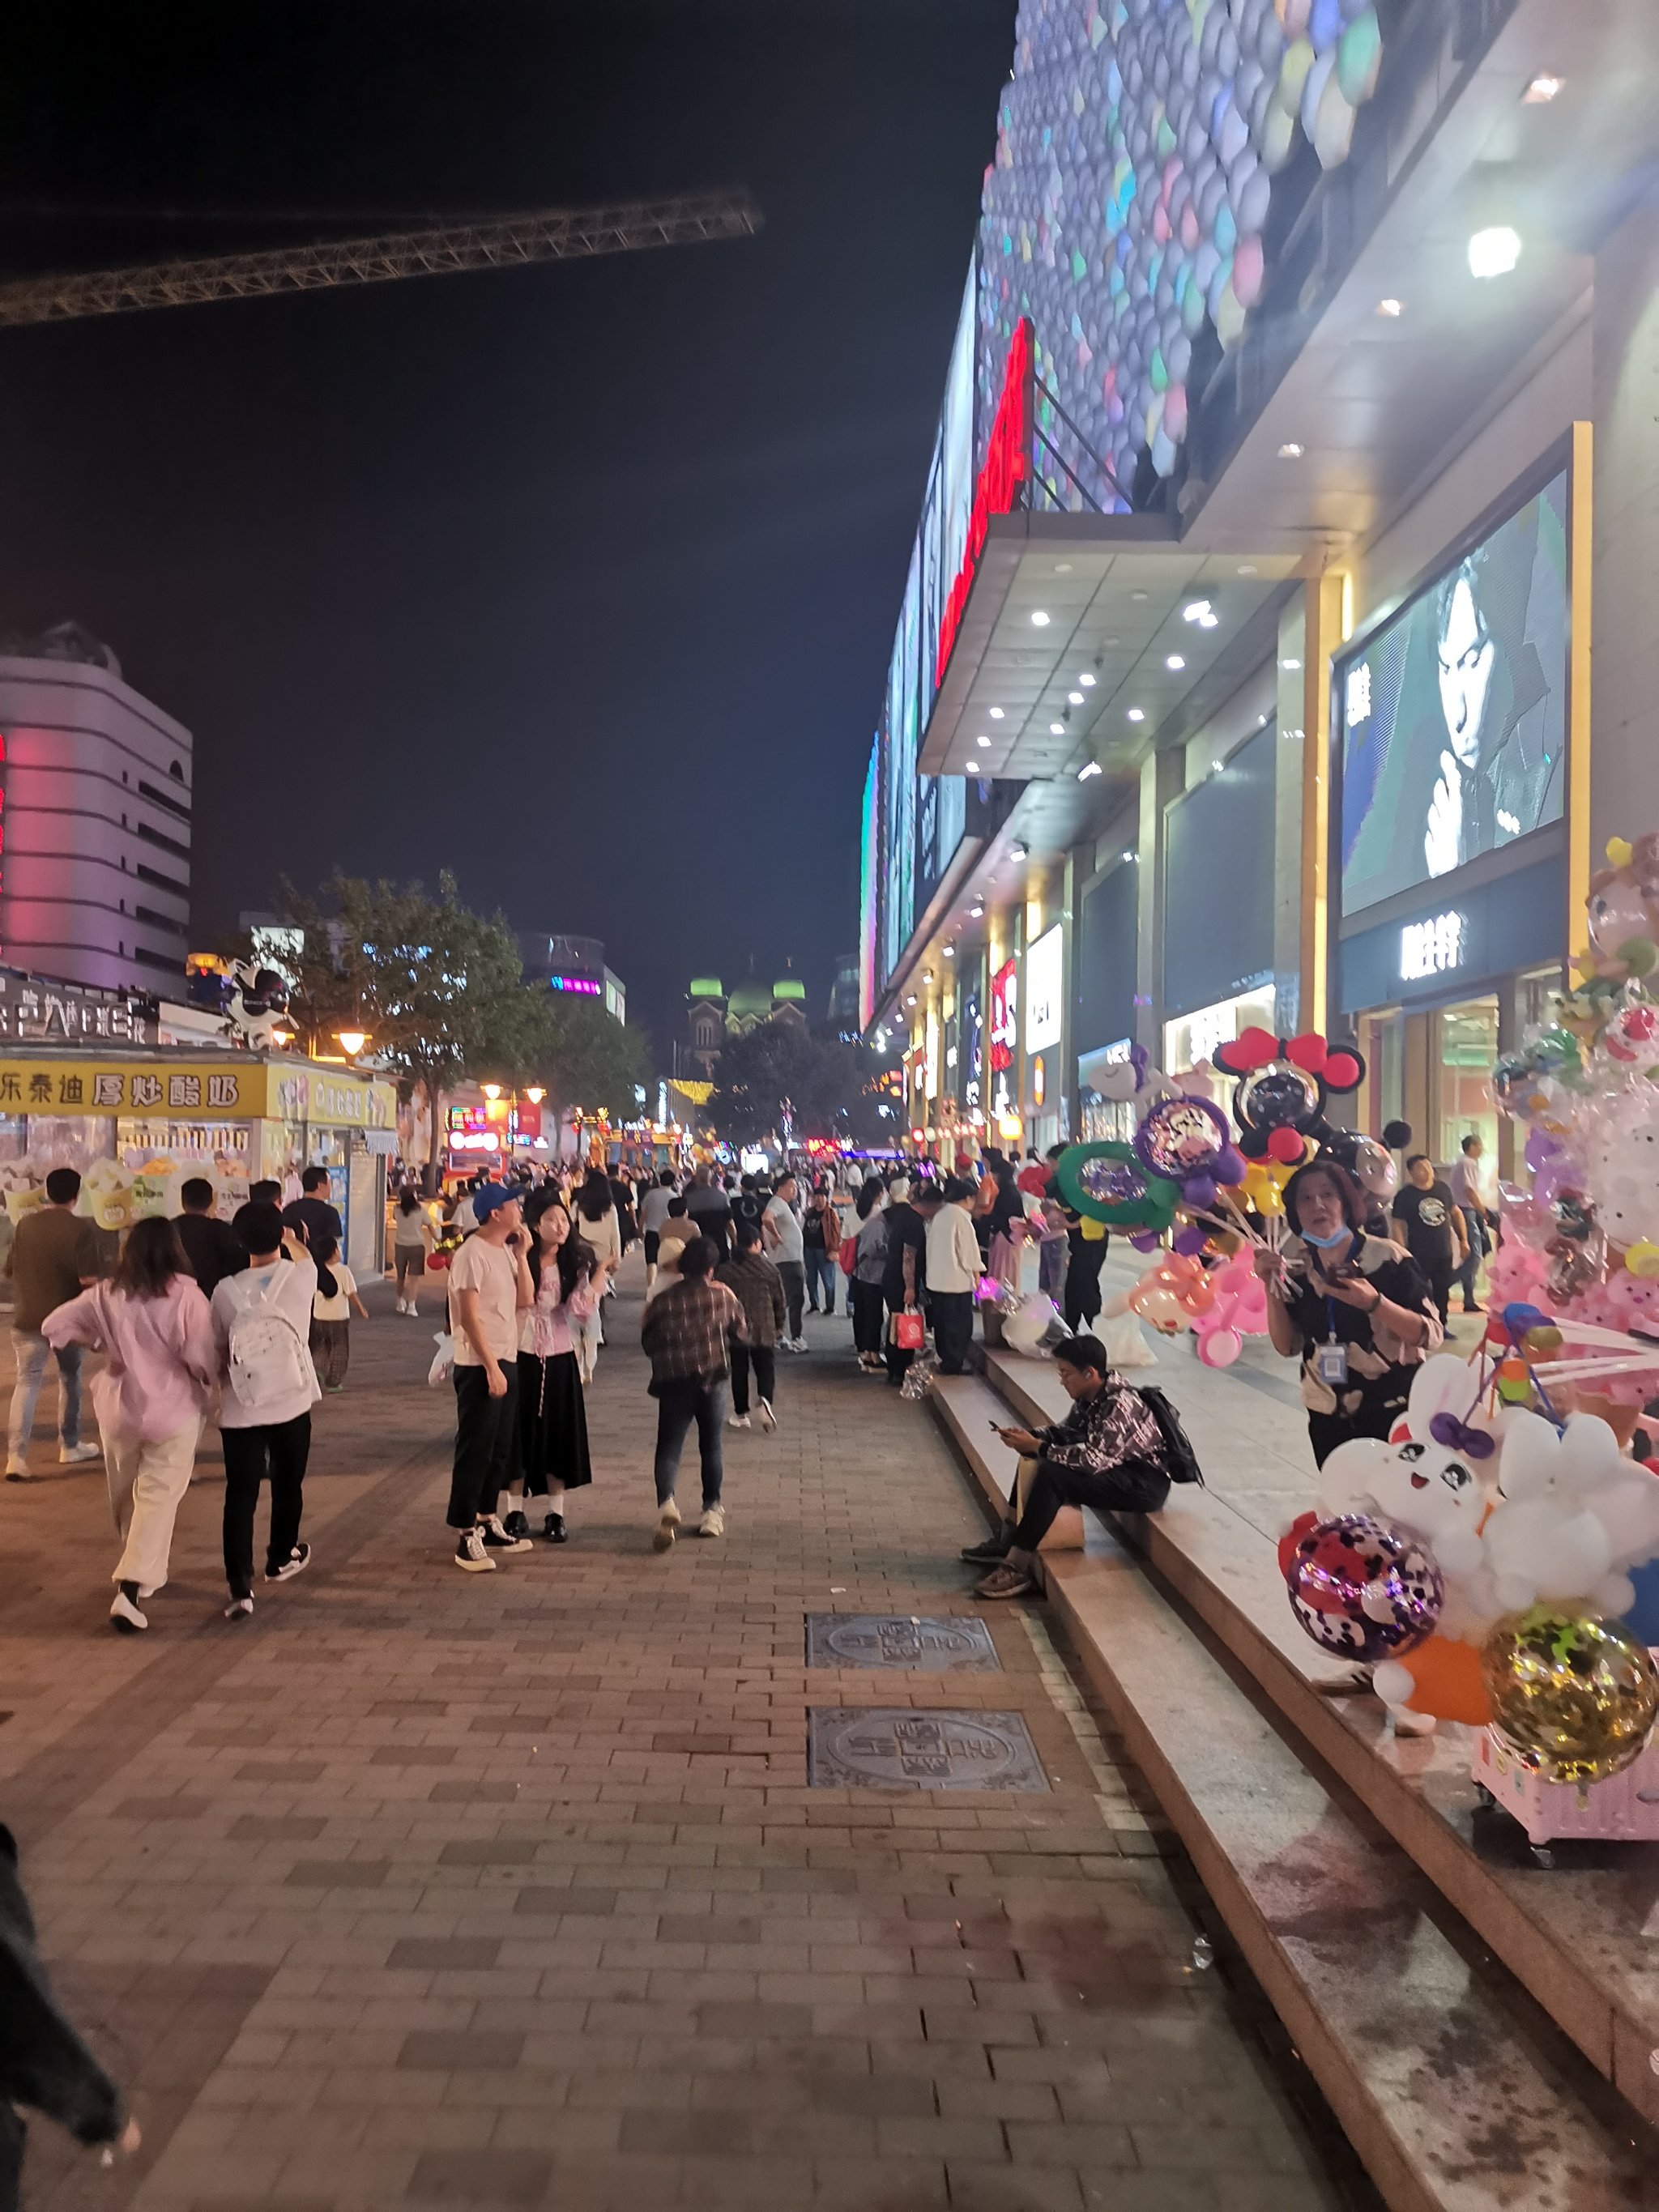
[963,1334,1170,1600]
[640,1234,748,1549]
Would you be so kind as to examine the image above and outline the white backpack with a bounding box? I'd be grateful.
[228,1273,314,1414]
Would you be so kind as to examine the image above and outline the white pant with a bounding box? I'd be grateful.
[107,1420,202,1594]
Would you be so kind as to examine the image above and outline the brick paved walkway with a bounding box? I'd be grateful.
[2,1265,1354,2212]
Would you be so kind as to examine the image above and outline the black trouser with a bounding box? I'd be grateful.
[932,1289,975,1375]
[884,1294,917,1386]
[851,1278,885,1356]
[1010,1455,1169,1554]
[1306,1391,1405,1468]
[730,1342,776,1416]
[643,1230,660,1268]
[775,1259,805,1339]
[1427,1261,1455,1327]
[222,1413,312,1596]
[448,1362,521,1529]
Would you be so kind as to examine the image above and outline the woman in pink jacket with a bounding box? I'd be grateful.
[44,1217,217,1635]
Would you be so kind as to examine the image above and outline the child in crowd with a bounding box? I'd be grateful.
[308,1233,367,1392]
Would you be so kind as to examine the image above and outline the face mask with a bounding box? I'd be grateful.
[1302,1225,1352,1251]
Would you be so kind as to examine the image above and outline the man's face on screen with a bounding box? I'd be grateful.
[1437,573,1495,769]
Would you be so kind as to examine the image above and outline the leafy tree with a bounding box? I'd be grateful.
[708,1021,886,1147]
[492,989,655,1121]
[280,872,529,1185]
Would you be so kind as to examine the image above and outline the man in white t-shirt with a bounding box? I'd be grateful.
[763,1174,808,1351]
[447,1183,535,1571]
[638,1171,676,1293]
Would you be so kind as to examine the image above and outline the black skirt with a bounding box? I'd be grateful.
[516,1349,593,1494]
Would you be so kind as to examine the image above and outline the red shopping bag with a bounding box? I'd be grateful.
[889,1310,925,1351]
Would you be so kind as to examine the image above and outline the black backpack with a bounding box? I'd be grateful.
[1134,1386,1204,1485]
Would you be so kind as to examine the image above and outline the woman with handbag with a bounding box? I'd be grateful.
[881,1183,942,1387]
[849,1179,890,1374]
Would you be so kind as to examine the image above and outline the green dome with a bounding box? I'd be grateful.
[727,980,773,1018]
[772,978,807,1002]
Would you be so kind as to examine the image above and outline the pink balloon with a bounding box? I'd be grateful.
[1197,1328,1243,1367]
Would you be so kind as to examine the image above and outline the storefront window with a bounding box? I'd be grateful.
[1438,998,1499,1166]
[1516,962,1563,1040]
[1163,986,1276,1118]
[115,1117,254,1217]
[1366,1009,1404,1139]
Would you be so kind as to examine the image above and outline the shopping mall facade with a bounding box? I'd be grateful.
[858,0,1656,1182]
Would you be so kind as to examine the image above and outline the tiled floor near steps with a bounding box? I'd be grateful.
[0,1261,1361,2212]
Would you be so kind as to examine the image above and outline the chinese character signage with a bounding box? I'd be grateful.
[0,1060,249,1115]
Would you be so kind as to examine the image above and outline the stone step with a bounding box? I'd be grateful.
[931,1360,1659,2210]
[975,1345,1659,2131]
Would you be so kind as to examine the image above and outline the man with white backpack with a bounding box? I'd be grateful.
[210,1203,320,1622]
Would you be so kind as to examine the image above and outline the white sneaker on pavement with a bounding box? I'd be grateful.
[5,1459,29,1482]
[697,1504,725,1539]
[60,1443,100,1465]
[726,1413,750,1430]
[654,1496,681,1553]
[109,1590,148,1633]
[757,1398,778,1431]
[454,1528,496,1572]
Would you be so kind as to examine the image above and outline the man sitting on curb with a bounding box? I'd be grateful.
[963,1334,1171,1600]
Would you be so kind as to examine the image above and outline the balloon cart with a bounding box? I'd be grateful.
[1472,1721,1659,1862]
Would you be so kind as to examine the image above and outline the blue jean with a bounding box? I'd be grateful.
[653,1377,726,1508]
[8,1330,83,1459]
[805,1251,838,1313]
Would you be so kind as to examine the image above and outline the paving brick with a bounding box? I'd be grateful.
[407,2146,552,2201]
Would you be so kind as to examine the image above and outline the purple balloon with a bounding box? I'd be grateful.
[1524,1127,1564,1173]
[1129,1230,1161,1253]
[1183,1174,1218,1211]
[1172,1224,1209,1255]
[1215,1145,1247,1187]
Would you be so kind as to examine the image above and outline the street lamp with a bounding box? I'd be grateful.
[525,1086,545,1105]
[336,1028,369,1058]
[481,1082,502,1101]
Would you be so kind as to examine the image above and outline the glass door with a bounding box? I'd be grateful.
[1437,997,1499,1167]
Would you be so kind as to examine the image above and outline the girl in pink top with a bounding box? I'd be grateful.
[45,1217,217,1634]
[498,1196,612,1545]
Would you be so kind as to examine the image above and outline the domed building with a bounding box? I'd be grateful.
[682,970,809,1077]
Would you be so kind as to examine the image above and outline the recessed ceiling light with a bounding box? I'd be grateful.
[1523,72,1563,103]
[1469,225,1522,279]
[1210,758,1224,774]
[1258,712,1269,727]
[1278,441,1304,459]
[1236,564,1257,577]
[975,734,991,748]
[1009,844,1028,863]
[1127,708,1145,723]
[1054,561,1073,573]
[921,969,933,982]
[1165,654,1185,671]
[1376,297,1404,318]
[1079,671,1097,686]
[1120,850,1136,864]
[1077,761,1102,781]
[1030,610,1051,627]
[943,944,955,957]
[1068,691,1084,705]
[1280,657,1302,671]
[987,706,1004,720]
[969,903,984,918]
[905,994,917,1007]
[1049,721,1065,735]
[1129,590,1148,603]
[1182,600,1213,624]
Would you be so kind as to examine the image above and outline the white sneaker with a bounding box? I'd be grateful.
[224,1594,254,1622]
[697,1504,726,1539]
[653,1497,681,1553]
[726,1413,751,1430]
[757,1398,778,1431]
[394,1298,407,1315]
[5,1458,29,1481]
[109,1590,148,1633]
[60,1442,100,1465]
[454,1528,496,1572]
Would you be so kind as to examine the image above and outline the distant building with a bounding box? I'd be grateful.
[683,970,807,1079]
[520,930,625,1024]
[0,626,191,994]
[828,954,859,1030]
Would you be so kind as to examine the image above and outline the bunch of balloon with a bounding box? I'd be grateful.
[1125,1251,1206,1336]
[1191,1248,1271,1368]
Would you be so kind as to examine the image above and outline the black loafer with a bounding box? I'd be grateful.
[543,1514,568,1545]
[960,1532,1013,1565]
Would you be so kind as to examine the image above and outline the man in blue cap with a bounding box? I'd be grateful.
[446,1182,535,1571]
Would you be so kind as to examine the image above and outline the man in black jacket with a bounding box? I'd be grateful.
[0,1822,136,2206]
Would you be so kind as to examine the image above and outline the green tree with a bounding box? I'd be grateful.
[707,1021,880,1147]
[280,872,530,1186]
[493,989,655,1122]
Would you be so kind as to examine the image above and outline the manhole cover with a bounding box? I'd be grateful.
[805,1615,1000,1673]
[807,1707,1048,1792]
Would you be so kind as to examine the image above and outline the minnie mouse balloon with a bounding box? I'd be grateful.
[1283,1512,1444,1662]
[1134,1096,1233,1191]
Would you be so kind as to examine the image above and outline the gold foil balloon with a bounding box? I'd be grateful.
[1481,1607,1659,1784]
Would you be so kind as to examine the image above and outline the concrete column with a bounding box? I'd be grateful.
[1297,572,1346,1039]
[1137,744,1184,1061]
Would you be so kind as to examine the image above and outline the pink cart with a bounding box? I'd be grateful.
[1472,1725,1659,1861]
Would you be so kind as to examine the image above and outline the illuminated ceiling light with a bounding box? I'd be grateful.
[1049,721,1065,735]
[943,943,955,957]
[987,705,1005,719]
[1030,610,1051,627]
[1127,707,1145,723]
[975,733,991,748]
[1165,654,1185,671]
[1236,563,1258,577]
[905,994,918,1007]
[1068,690,1084,705]
[1277,441,1304,459]
[1077,761,1102,781]
[1280,657,1302,671]
[1129,589,1148,603]
[1120,849,1136,863]
[969,902,984,918]
[1469,225,1522,278]
[1258,713,1269,727]
[921,969,933,983]
[1079,671,1096,687]
[1210,758,1224,774]
[1009,843,1029,862]
[1376,296,1404,318]
[1182,600,1212,624]
[1054,560,1073,573]
[1522,72,1563,103]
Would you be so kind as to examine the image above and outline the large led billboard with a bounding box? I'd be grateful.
[1337,468,1567,916]
[858,738,880,1032]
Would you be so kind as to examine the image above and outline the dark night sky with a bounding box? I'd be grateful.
[0,0,1015,1055]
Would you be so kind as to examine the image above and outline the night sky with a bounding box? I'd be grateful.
[0,0,1015,1054]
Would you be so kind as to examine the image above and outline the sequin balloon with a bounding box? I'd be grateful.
[1285,1513,1444,1663]
[1481,1606,1659,1784]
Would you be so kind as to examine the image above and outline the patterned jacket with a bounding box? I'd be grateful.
[1036,1379,1164,1476]
[714,1251,787,1349]
[639,1276,748,1392]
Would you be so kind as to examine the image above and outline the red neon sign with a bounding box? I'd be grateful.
[937,318,1032,680]
[989,958,1017,1074]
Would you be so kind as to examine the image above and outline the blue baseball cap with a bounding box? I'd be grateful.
[471,1182,521,1224]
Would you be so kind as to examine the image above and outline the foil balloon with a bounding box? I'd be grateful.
[1133,1096,1242,1203]
[1054,1142,1181,1232]
[1482,1606,1659,1784]
[1282,1512,1444,1663]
